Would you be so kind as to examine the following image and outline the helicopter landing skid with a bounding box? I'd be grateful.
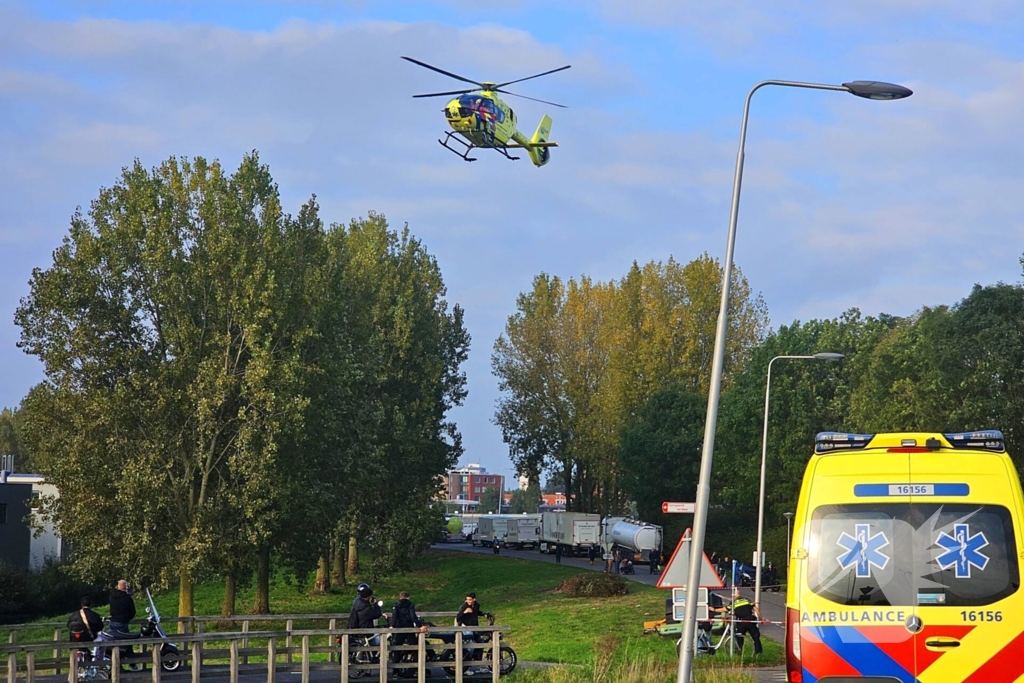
[493,146,520,161]
[439,132,477,162]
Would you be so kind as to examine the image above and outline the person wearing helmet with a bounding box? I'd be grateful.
[348,583,385,637]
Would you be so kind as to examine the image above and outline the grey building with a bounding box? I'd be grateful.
[0,463,32,568]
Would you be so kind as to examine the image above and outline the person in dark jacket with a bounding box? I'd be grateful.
[455,592,481,627]
[587,544,597,566]
[348,583,384,628]
[67,597,104,644]
[108,580,136,636]
[348,582,385,647]
[390,591,427,665]
[455,593,488,674]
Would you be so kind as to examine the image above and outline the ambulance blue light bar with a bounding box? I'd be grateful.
[815,432,874,454]
[943,430,1004,452]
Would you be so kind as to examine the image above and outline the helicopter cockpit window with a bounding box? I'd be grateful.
[458,96,496,114]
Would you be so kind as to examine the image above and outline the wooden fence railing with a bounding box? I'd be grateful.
[2,622,508,683]
[4,613,460,643]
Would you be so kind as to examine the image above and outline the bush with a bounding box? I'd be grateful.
[555,573,628,598]
[0,560,106,625]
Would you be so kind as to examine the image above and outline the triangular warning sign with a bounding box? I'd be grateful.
[656,528,724,589]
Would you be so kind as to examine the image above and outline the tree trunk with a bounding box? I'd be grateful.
[221,573,237,616]
[178,564,194,633]
[314,555,330,594]
[347,533,359,575]
[332,535,346,586]
[254,545,270,614]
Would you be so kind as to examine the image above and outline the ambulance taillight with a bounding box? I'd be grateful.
[786,607,802,682]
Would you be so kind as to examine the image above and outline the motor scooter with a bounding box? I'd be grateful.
[83,589,181,680]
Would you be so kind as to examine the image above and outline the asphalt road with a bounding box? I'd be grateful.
[431,542,788,643]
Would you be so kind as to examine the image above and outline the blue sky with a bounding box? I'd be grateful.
[3,1,1024,480]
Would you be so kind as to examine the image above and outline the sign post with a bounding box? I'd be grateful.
[662,501,696,514]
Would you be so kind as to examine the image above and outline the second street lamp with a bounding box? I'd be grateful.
[753,352,844,612]
[676,78,911,683]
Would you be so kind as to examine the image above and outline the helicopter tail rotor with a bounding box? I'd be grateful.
[527,114,554,168]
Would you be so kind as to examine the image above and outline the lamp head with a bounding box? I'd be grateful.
[842,81,913,100]
[813,352,845,361]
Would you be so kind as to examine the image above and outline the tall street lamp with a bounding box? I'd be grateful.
[783,511,795,577]
[677,78,911,683]
[754,352,844,612]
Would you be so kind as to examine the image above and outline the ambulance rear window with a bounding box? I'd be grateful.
[807,503,1019,607]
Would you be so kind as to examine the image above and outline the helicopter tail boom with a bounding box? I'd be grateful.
[527,114,553,167]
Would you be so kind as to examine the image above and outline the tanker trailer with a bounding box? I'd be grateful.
[603,517,662,563]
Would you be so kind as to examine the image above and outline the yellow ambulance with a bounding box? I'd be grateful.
[786,431,1024,682]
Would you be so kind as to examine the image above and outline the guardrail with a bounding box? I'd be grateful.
[2,622,508,683]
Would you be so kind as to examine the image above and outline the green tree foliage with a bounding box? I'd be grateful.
[0,406,28,471]
[618,385,706,524]
[508,486,540,514]
[478,486,502,514]
[16,155,322,616]
[492,255,768,513]
[14,154,469,611]
[326,214,469,580]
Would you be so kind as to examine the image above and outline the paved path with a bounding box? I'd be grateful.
[431,544,787,643]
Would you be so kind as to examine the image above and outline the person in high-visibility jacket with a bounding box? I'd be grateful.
[730,589,763,655]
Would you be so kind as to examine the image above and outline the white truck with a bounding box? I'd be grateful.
[476,515,517,547]
[514,514,541,549]
[539,511,601,556]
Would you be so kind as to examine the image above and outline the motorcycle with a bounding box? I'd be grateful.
[81,589,181,680]
[436,613,517,678]
[339,601,388,680]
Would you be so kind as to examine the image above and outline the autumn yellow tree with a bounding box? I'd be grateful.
[493,254,767,512]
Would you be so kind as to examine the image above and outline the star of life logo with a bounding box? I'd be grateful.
[837,523,890,578]
[935,523,990,579]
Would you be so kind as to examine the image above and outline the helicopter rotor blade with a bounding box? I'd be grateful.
[494,65,571,89]
[413,89,477,98]
[495,89,568,108]
[401,56,483,88]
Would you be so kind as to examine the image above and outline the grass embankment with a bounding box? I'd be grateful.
[6,549,777,681]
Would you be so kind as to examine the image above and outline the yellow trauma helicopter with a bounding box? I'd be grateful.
[402,56,570,167]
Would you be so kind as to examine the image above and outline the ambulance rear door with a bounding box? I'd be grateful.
[910,442,1024,682]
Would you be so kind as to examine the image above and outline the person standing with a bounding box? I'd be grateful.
[108,580,136,636]
[587,544,597,566]
[554,543,562,564]
[648,548,658,574]
[390,591,427,668]
[730,589,763,655]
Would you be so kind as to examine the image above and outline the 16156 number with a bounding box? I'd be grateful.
[960,610,1002,622]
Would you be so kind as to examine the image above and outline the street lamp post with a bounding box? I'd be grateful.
[783,511,795,577]
[676,78,911,683]
[754,352,843,612]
